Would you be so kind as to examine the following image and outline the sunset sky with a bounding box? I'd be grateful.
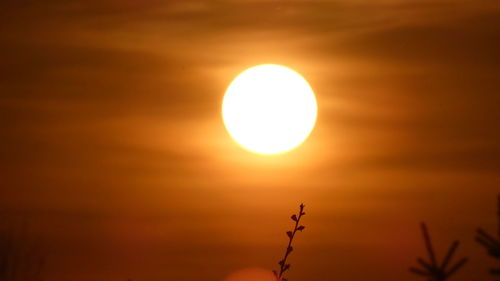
[1,1,500,281]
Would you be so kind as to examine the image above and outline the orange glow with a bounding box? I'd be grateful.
[224,268,276,281]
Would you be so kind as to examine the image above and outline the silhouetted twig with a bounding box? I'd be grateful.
[410,223,468,281]
[475,194,500,278]
[273,204,306,281]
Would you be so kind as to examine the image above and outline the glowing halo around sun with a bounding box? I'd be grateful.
[222,64,318,155]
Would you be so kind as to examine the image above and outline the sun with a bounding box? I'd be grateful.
[222,64,318,155]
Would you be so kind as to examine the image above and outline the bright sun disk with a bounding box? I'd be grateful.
[222,64,318,154]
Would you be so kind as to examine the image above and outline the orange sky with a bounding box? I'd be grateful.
[1,1,500,281]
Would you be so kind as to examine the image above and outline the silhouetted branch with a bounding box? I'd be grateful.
[410,267,431,277]
[421,223,438,267]
[477,228,498,247]
[440,241,459,270]
[409,223,467,281]
[445,257,468,278]
[273,204,306,281]
[474,194,500,278]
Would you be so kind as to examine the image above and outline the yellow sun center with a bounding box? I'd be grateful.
[222,64,318,154]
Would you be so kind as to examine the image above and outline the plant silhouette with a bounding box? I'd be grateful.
[475,194,500,279]
[410,223,468,281]
[273,204,306,281]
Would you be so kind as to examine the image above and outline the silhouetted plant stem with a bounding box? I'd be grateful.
[273,204,306,281]
[475,194,500,278]
[410,222,467,281]
[421,223,437,267]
